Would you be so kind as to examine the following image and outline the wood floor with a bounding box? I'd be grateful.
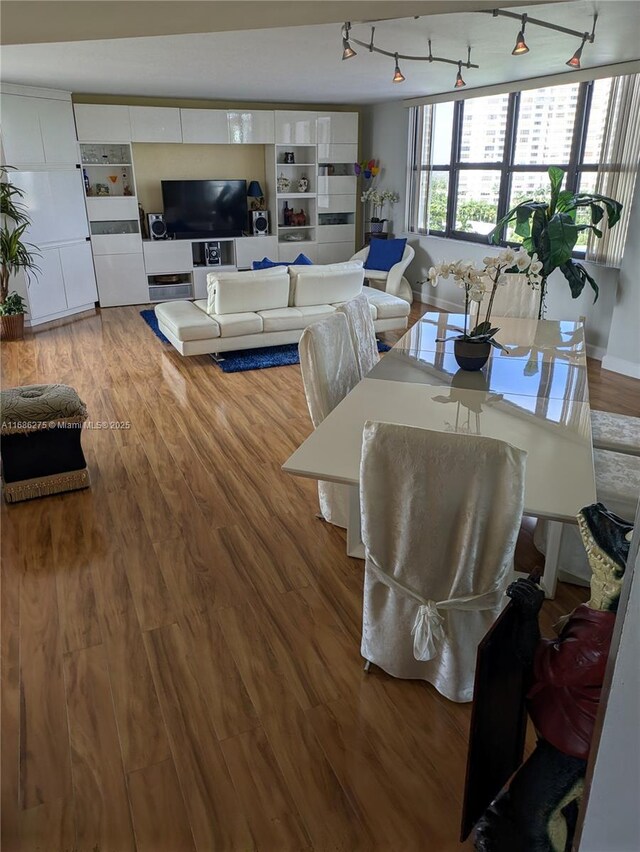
[1,301,636,852]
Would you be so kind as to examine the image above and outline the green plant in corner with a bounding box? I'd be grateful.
[1,166,40,339]
[488,166,622,319]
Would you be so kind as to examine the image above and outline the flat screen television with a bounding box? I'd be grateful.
[161,179,247,239]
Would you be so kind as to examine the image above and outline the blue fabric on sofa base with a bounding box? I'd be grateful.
[252,253,313,270]
[364,238,407,272]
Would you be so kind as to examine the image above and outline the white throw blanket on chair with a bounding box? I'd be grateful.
[360,422,527,702]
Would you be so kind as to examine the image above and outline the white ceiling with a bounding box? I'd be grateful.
[0,2,638,104]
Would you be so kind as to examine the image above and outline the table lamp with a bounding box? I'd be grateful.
[247,180,265,210]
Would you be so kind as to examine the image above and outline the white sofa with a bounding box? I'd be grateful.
[154,261,410,356]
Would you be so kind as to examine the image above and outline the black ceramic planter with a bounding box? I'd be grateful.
[453,338,491,372]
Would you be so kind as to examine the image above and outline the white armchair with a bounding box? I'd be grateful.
[351,243,415,304]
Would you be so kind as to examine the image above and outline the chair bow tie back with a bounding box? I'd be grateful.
[368,556,503,662]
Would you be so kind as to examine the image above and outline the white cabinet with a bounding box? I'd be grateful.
[143,240,193,275]
[317,195,357,215]
[277,242,318,264]
[316,112,358,145]
[317,243,355,265]
[317,224,355,244]
[10,170,89,246]
[58,242,98,308]
[235,236,278,269]
[181,109,275,144]
[1,94,78,165]
[86,196,139,222]
[94,253,148,307]
[130,107,182,143]
[27,243,97,321]
[180,109,229,144]
[227,111,275,144]
[317,175,357,196]
[317,143,358,164]
[27,248,68,318]
[74,104,132,142]
[275,111,317,144]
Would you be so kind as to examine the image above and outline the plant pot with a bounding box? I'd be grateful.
[369,221,384,233]
[0,314,25,341]
[453,338,491,372]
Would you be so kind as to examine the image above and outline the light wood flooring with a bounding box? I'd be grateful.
[2,301,637,852]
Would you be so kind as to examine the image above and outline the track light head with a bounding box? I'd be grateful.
[566,37,586,69]
[342,22,357,60]
[342,38,357,60]
[392,53,406,83]
[512,15,529,55]
[512,30,529,55]
[454,61,466,88]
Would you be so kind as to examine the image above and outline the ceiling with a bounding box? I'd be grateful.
[1,2,638,105]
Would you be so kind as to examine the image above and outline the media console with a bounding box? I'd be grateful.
[142,235,279,302]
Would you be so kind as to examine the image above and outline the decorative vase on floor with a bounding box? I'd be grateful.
[0,314,25,341]
[453,338,491,372]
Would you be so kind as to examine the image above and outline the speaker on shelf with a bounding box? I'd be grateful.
[148,213,167,240]
[205,242,222,266]
[251,210,269,236]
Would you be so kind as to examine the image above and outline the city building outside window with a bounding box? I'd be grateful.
[408,78,615,254]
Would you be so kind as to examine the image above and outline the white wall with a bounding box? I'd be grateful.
[601,180,640,378]
[361,100,627,360]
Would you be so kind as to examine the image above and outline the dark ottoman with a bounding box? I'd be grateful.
[1,384,90,502]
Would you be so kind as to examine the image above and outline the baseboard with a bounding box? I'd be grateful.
[601,354,640,379]
[413,288,462,312]
[586,344,606,362]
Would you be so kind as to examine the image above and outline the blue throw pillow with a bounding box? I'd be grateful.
[364,237,407,272]
[252,257,288,270]
[252,254,312,270]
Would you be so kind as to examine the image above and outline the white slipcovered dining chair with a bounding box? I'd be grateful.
[359,422,527,702]
[486,277,539,319]
[298,312,359,528]
[534,448,640,585]
[350,243,415,304]
[336,293,380,379]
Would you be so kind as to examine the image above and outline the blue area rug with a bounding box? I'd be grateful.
[140,308,391,373]
[140,309,170,344]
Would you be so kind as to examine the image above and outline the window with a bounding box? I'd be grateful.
[409,78,617,249]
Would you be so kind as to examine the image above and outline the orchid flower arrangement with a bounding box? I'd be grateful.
[427,247,544,348]
[361,188,400,223]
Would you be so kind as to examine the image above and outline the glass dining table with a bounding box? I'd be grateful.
[283,312,596,598]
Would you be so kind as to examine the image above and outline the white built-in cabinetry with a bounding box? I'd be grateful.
[0,84,98,325]
[79,141,147,307]
[266,109,358,265]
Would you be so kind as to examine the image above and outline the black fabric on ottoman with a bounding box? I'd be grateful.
[0,384,90,502]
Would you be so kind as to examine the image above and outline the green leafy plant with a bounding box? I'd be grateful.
[1,166,40,313]
[488,166,622,318]
[0,291,28,316]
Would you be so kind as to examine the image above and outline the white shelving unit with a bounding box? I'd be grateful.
[79,141,147,307]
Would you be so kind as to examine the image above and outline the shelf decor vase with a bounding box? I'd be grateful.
[453,338,491,372]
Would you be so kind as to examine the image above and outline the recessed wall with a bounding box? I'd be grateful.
[132,142,266,215]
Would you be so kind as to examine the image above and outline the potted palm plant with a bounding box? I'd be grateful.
[1,166,39,340]
[489,166,622,319]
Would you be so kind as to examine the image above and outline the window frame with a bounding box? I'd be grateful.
[411,80,602,250]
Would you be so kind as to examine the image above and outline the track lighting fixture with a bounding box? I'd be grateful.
[486,8,597,70]
[566,35,587,69]
[512,15,529,55]
[340,22,478,89]
[342,22,356,60]
[392,53,406,83]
